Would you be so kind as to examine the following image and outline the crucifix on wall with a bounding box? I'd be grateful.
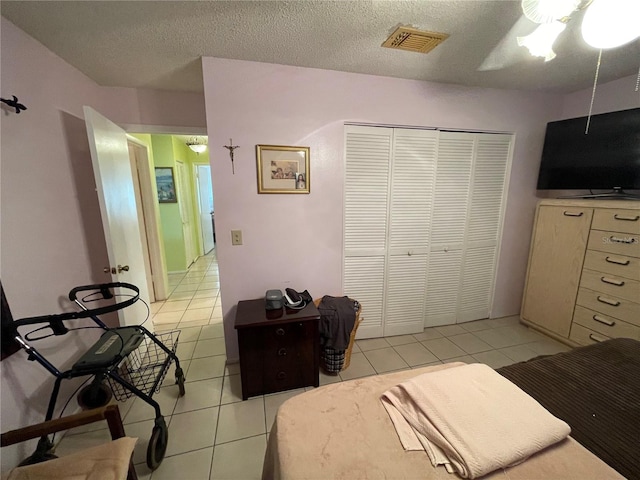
[223,139,239,174]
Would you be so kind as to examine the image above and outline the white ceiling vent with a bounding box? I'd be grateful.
[382,26,449,54]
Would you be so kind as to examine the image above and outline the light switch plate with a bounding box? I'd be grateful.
[231,230,243,245]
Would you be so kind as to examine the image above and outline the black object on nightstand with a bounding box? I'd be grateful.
[234,298,320,400]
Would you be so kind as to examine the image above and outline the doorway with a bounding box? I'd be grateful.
[195,164,215,254]
[125,133,216,301]
[176,161,197,268]
[127,138,168,301]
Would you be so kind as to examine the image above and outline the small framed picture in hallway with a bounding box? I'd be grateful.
[155,167,177,203]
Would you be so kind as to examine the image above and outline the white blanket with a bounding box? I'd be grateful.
[381,363,571,479]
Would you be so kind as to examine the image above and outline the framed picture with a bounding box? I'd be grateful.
[155,167,177,203]
[256,145,310,194]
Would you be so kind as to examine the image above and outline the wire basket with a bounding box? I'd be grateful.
[108,329,180,401]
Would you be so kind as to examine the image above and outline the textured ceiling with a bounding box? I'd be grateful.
[2,1,639,94]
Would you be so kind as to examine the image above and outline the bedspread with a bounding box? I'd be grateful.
[263,363,622,480]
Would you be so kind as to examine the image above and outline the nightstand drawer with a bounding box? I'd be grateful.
[587,230,640,258]
[576,288,640,327]
[263,322,308,346]
[573,305,640,340]
[569,323,610,346]
[592,208,640,235]
[583,250,640,281]
[580,269,640,303]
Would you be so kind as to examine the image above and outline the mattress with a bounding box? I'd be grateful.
[263,362,623,480]
[497,337,640,480]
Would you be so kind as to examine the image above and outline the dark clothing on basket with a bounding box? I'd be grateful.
[318,296,356,351]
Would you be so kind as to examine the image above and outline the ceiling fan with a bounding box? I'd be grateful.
[479,0,640,71]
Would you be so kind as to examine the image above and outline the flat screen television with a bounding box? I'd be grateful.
[537,108,640,194]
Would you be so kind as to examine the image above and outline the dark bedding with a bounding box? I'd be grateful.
[497,338,640,480]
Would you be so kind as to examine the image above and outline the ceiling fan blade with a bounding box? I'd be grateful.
[477,15,537,71]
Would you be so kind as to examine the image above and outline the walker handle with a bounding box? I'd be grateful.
[14,283,139,329]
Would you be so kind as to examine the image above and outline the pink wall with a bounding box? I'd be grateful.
[561,74,640,119]
[0,17,205,471]
[202,57,566,362]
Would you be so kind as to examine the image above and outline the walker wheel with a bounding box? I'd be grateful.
[176,367,186,397]
[146,422,168,470]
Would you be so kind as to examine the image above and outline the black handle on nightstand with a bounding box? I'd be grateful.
[278,348,287,356]
[277,371,287,380]
[275,328,285,336]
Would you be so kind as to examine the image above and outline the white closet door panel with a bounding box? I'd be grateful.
[385,254,428,335]
[431,132,473,246]
[425,249,462,326]
[344,255,385,338]
[467,134,511,245]
[388,130,438,255]
[345,127,392,252]
[459,245,497,322]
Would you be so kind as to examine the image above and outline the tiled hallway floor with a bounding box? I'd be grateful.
[57,250,572,479]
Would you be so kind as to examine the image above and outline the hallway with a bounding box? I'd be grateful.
[150,250,222,332]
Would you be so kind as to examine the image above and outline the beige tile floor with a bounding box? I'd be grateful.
[57,250,572,479]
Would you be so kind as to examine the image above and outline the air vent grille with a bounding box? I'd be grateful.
[382,26,449,54]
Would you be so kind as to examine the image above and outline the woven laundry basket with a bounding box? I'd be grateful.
[314,298,362,371]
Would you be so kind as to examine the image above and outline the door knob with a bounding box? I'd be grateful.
[117,264,129,273]
[104,266,116,274]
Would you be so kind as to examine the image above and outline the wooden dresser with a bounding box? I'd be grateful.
[521,199,640,346]
[234,299,320,400]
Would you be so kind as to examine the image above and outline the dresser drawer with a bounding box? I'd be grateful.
[587,229,640,258]
[592,208,640,235]
[580,268,640,303]
[573,305,640,340]
[583,250,640,281]
[576,288,640,326]
[569,323,610,346]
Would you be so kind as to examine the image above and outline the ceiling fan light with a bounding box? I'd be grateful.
[581,0,640,49]
[521,0,581,24]
[517,22,566,61]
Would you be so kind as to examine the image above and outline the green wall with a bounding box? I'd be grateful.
[151,135,187,272]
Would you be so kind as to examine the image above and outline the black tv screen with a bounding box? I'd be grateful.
[537,108,640,190]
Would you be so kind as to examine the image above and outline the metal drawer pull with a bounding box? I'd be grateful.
[589,333,606,343]
[277,371,287,380]
[597,296,621,307]
[563,211,583,217]
[275,328,285,336]
[592,315,615,327]
[601,276,625,286]
[605,256,630,266]
[278,348,287,356]
[610,236,636,244]
[613,214,639,222]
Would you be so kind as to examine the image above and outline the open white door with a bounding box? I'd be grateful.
[84,106,151,327]
[196,164,215,254]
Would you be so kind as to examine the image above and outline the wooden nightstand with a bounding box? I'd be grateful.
[234,298,320,400]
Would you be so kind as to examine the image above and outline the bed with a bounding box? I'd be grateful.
[263,338,639,480]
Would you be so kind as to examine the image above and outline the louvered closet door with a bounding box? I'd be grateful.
[458,134,512,322]
[425,132,473,326]
[385,129,438,336]
[344,126,393,338]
